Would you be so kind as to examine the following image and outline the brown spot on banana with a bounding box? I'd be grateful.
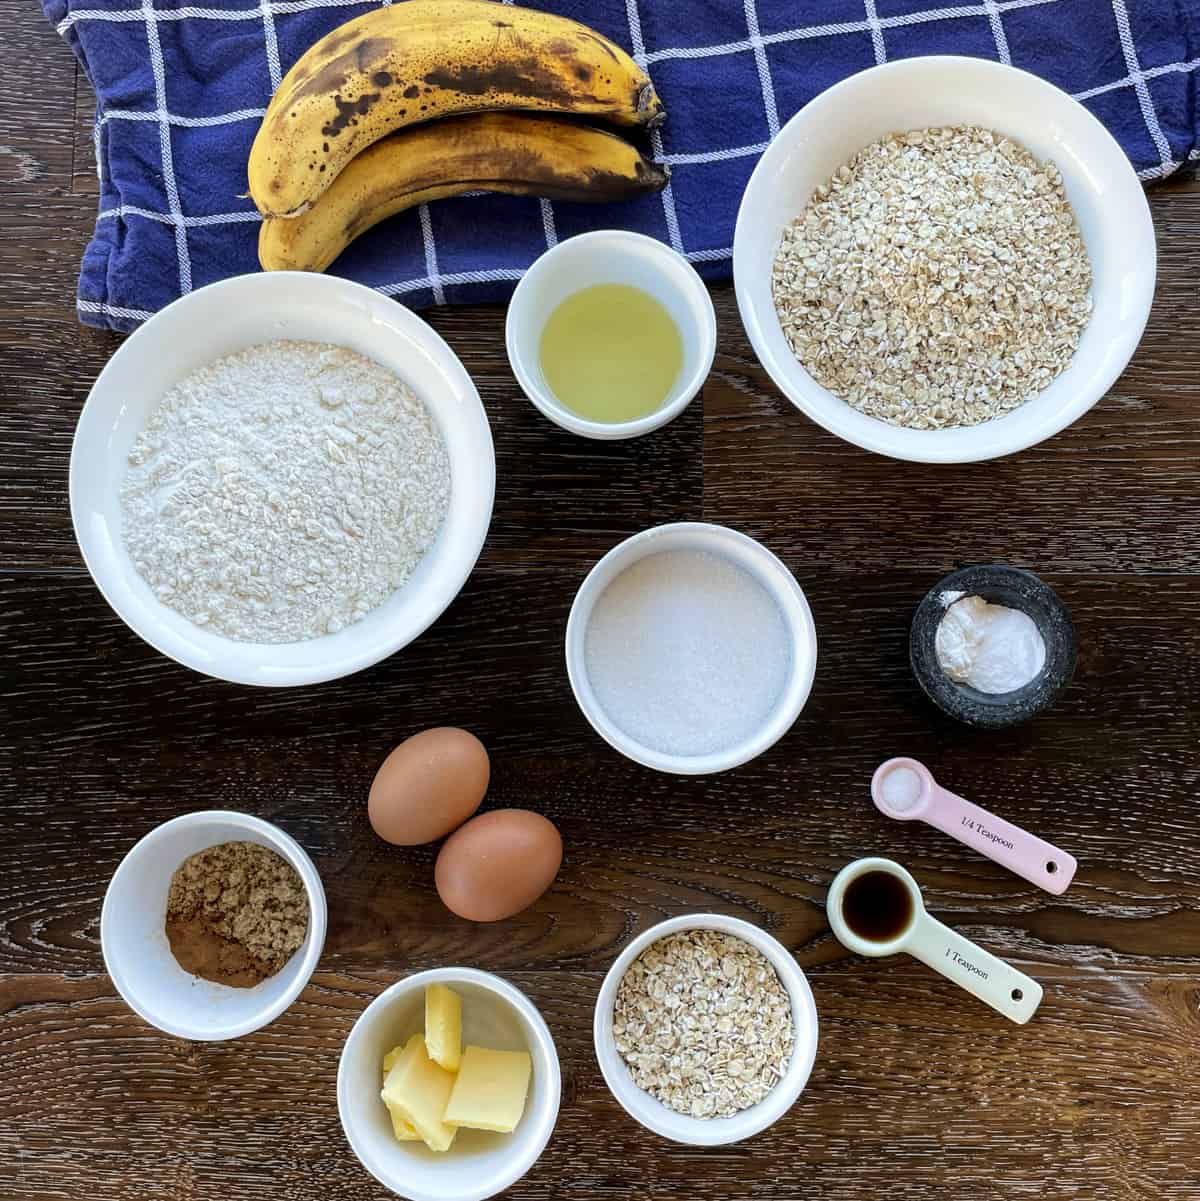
[321,91,381,139]
[420,58,601,106]
[292,37,392,101]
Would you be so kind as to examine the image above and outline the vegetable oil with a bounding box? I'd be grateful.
[538,283,683,423]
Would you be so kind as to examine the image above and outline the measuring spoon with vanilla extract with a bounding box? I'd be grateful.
[827,857,1043,1025]
[872,757,1077,895]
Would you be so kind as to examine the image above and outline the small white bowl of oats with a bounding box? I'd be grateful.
[593,914,819,1145]
[734,56,1156,463]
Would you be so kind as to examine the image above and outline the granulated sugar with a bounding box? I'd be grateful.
[583,549,791,757]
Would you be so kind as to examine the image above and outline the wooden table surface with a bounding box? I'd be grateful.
[4,5,1199,1198]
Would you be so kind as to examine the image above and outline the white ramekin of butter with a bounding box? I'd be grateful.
[338,967,561,1201]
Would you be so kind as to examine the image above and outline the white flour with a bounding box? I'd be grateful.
[120,340,450,643]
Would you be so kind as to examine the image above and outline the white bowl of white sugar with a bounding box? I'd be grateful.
[565,523,817,774]
[70,272,494,686]
[733,56,1156,463]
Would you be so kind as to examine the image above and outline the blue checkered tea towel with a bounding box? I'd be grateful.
[46,0,1200,331]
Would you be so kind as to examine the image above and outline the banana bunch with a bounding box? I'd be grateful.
[249,0,669,272]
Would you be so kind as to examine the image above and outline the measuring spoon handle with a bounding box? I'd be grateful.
[923,786,1077,894]
[906,912,1043,1025]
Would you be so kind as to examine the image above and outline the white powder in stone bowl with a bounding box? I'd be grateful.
[583,548,792,758]
[119,340,450,643]
[935,594,1046,694]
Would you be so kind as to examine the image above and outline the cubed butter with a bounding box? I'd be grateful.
[424,984,462,1072]
[443,1045,532,1134]
[387,1105,422,1142]
[382,1045,404,1077]
[381,1044,421,1141]
[380,1033,457,1152]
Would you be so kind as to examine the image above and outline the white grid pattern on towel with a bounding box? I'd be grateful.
[141,0,192,292]
[863,0,887,65]
[259,0,283,89]
[624,0,683,252]
[1110,0,1175,174]
[982,0,1012,62]
[66,0,1199,321]
[417,203,446,305]
[641,0,1058,63]
[744,0,782,136]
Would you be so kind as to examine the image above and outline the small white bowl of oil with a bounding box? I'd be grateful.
[505,230,717,440]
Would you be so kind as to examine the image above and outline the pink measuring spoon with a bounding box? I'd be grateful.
[871,758,1077,895]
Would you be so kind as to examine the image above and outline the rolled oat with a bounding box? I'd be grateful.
[611,929,794,1119]
[771,125,1093,430]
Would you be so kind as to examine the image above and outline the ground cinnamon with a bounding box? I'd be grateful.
[165,841,308,988]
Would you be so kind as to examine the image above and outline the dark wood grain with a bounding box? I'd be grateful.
[3,969,1196,1201]
[2,0,1199,1198]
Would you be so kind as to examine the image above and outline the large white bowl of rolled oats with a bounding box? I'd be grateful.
[594,914,819,1145]
[734,56,1156,463]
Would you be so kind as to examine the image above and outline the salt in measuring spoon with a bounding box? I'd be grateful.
[872,757,1077,895]
[827,857,1043,1025]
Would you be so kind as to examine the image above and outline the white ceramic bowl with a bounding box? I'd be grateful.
[70,272,495,686]
[338,967,561,1201]
[505,230,717,439]
[100,810,327,1041]
[594,913,819,1145]
[734,56,1156,463]
[565,522,817,774]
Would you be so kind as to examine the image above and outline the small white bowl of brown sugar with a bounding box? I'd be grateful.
[593,914,819,1145]
[733,56,1156,463]
[101,810,326,1040]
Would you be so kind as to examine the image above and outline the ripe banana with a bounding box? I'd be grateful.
[258,113,669,273]
[248,0,665,219]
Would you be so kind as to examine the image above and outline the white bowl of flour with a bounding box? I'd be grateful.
[70,272,494,686]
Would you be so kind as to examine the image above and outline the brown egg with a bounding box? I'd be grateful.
[435,809,563,922]
[368,727,490,846]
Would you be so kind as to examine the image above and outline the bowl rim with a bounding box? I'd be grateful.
[565,522,818,774]
[69,271,496,687]
[732,54,1157,464]
[99,809,328,1041]
[593,913,819,1145]
[505,229,717,441]
[336,966,562,1201]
